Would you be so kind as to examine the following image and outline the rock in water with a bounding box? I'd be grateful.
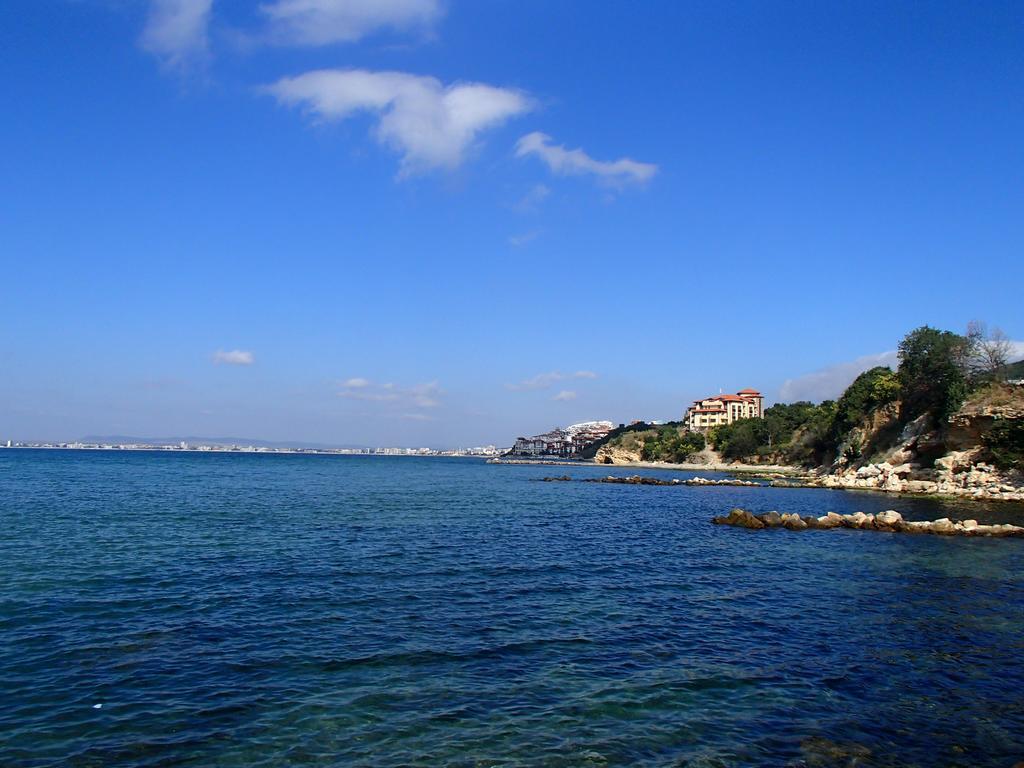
[712,508,764,529]
[874,510,903,530]
[780,513,808,530]
[815,512,843,529]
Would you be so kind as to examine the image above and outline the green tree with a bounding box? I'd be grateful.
[832,366,900,437]
[898,326,969,423]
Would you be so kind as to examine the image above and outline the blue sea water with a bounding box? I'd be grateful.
[1,450,1023,767]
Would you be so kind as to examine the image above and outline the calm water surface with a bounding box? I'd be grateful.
[1,450,1023,767]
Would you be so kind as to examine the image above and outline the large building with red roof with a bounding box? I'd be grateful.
[685,388,764,431]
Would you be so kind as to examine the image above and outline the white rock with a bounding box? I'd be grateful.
[876,510,903,526]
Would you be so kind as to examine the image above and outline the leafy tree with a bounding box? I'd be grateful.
[898,326,969,423]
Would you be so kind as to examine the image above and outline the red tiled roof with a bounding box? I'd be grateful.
[737,388,761,395]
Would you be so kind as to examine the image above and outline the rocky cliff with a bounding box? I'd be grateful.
[812,384,1024,501]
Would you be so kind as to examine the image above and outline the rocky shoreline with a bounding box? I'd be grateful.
[712,507,1024,537]
[533,474,763,487]
[806,457,1024,502]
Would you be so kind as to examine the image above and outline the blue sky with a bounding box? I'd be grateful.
[2,1,1022,446]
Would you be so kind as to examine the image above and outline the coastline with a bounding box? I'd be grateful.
[489,457,808,476]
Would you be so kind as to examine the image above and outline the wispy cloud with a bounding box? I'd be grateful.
[552,390,577,401]
[141,0,213,70]
[513,183,550,212]
[506,370,599,391]
[266,69,532,174]
[260,0,443,47]
[778,351,897,403]
[337,379,443,408]
[515,132,657,188]
[779,340,1024,403]
[212,349,255,365]
[398,412,436,421]
[508,230,540,248]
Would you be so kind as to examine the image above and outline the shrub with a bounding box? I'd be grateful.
[984,420,1024,470]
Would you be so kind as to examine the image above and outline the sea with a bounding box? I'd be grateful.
[1,449,1023,767]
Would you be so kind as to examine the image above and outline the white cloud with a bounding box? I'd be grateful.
[212,349,255,365]
[778,351,898,403]
[260,0,443,46]
[338,379,442,408]
[141,0,213,70]
[266,69,532,174]
[515,132,657,187]
[506,370,599,391]
[552,390,577,402]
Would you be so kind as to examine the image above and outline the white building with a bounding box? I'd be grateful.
[685,388,764,431]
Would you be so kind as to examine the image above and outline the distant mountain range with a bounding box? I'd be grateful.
[79,435,372,450]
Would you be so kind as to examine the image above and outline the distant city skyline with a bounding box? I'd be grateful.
[2,1,1022,445]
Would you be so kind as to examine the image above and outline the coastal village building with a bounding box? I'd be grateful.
[685,389,764,432]
[510,421,614,458]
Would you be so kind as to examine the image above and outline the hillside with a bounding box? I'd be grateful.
[589,330,1024,501]
[587,422,705,464]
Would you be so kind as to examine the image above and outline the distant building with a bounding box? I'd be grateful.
[685,388,764,431]
[510,421,613,458]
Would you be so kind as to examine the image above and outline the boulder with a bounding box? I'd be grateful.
[815,512,843,529]
[841,512,872,529]
[782,515,808,531]
[759,511,783,527]
[929,518,956,535]
[882,473,904,492]
[902,520,931,533]
[874,510,903,530]
[712,508,764,529]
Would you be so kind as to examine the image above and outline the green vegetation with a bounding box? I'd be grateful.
[588,325,1022,470]
[707,324,1020,466]
[831,366,900,438]
[710,401,836,464]
[640,428,705,462]
[984,419,1024,470]
[582,421,704,463]
[897,326,970,422]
